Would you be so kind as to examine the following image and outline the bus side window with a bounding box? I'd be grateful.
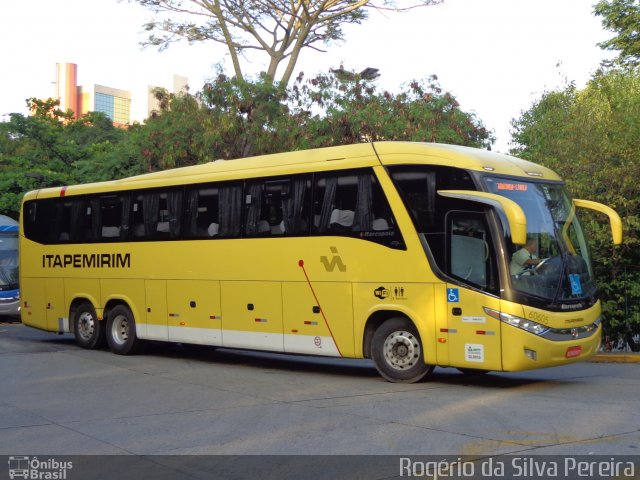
[133,189,182,240]
[264,179,288,235]
[218,183,242,238]
[388,167,436,232]
[280,176,311,235]
[131,195,145,238]
[313,170,403,248]
[99,195,130,241]
[314,173,358,233]
[23,201,42,243]
[51,198,92,244]
[186,186,220,238]
[53,200,73,243]
[446,212,498,293]
[243,176,311,237]
[244,181,268,236]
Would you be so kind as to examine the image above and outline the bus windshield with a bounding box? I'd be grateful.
[483,177,596,304]
[0,233,19,289]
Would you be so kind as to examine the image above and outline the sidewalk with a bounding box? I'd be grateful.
[591,352,640,363]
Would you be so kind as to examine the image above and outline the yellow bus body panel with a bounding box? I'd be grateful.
[19,142,605,374]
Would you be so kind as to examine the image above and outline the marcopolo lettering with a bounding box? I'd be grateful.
[42,253,131,269]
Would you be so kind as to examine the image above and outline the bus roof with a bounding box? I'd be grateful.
[24,142,561,200]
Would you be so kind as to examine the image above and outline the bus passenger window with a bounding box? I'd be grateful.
[99,195,130,241]
[244,176,310,237]
[131,196,145,238]
[160,190,182,239]
[53,200,73,243]
[388,168,436,232]
[131,189,182,240]
[186,186,220,238]
[218,183,242,238]
[244,182,267,237]
[314,174,358,233]
[313,170,404,249]
[280,177,311,235]
[53,198,93,243]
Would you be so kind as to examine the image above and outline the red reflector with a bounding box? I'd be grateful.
[60,186,68,197]
[566,346,582,358]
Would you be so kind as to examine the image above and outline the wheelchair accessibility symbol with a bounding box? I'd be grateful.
[447,288,460,303]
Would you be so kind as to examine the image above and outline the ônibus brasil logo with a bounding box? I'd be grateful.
[8,456,73,480]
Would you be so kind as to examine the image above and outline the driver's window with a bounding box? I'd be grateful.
[447,212,497,292]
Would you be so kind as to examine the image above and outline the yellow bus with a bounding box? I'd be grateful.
[19,142,622,382]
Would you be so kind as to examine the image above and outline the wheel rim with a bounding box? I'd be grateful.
[111,314,130,345]
[382,330,421,370]
[77,311,95,341]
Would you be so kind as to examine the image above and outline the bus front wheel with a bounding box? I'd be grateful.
[371,318,433,383]
[73,301,106,349]
[106,305,142,355]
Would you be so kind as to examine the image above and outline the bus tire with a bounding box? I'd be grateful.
[73,301,105,349]
[106,304,142,355]
[371,317,433,383]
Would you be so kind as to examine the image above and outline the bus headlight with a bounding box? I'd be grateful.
[483,307,550,336]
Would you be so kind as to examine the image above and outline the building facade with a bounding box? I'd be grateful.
[53,63,187,126]
[80,84,131,126]
[55,63,131,126]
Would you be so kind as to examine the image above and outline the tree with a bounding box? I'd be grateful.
[292,70,493,148]
[130,78,300,166]
[594,0,640,66]
[134,0,441,85]
[113,69,492,174]
[510,68,640,346]
[1,71,493,218]
[0,99,127,217]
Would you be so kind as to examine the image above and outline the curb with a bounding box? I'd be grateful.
[590,353,640,363]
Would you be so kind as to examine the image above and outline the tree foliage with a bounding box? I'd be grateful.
[291,71,492,148]
[511,68,640,344]
[134,0,442,85]
[594,0,640,66]
[0,72,492,219]
[0,98,126,218]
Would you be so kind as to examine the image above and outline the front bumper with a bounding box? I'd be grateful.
[0,297,20,317]
[502,323,602,371]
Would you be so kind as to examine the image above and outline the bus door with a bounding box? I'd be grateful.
[443,211,503,371]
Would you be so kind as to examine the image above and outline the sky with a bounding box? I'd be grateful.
[0,0,614,153]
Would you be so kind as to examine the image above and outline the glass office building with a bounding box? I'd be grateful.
[92,85,131,125]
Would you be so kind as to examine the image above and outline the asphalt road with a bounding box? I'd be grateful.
[1,320,639,457]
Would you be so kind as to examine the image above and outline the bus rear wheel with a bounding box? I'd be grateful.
[371,318,433,383]
[73,301,105,349]
[106,305,142,355]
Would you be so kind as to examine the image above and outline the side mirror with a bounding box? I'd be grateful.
[438,190,527,245]
[573,199,623,245]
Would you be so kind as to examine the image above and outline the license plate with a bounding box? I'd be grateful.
[565,346,582,358]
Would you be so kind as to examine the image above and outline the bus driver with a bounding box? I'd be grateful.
[510,237,542,275]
